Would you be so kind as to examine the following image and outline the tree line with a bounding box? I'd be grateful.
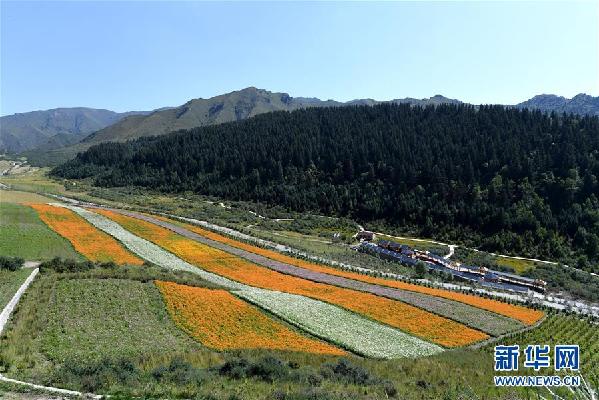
[52,104,599,271]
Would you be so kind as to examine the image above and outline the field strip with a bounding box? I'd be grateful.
[234,287,443,358]
[0,267,98,398]
[93,208,490,346]
[103,208,522,336]
[56,203,443,358]
[156,281,347,355]
[154,214,543,326]
[29,203,144,265]
[44,194,599,318]
[49,203,245,289]
[0,268,38,335]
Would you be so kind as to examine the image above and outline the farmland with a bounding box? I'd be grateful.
[161,215,544,325]
[29,203,143,265]
[0,202,82,260]
[61,204,450,357]
[0,193,595,399]
[0,269,31,310]
[494,314,599,374]
[156,280,346,355]
[95,208,494,346]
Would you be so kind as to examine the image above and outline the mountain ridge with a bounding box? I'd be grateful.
[0,107,152,153]
[9,88,599,166]
[515,93,599,116]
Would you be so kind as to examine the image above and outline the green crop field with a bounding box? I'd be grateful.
[0,274,213,387]
[0,269,31,311]
[494,314,599,376]
[0,202,82,260]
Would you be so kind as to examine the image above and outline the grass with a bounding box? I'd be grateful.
[0,273,215,383]
[0,191,52,204]
[494,255,539,274]
[40,279,199,363]
[0,263,593,399]
[0,203,82,260]
[0,168,67,195]
[0,269,32,310]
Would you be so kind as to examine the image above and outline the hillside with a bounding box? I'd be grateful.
[0,107,149,153]
[32,88,462,166]
[22,89,598,167]
[53,104,599,270]
[516,93,599,116]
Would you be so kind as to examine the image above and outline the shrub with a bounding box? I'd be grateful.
[218,356,289,382]
[40,257,117,273]
[151,357,207,386]
[320,358,373,385]
[0,256,24,271]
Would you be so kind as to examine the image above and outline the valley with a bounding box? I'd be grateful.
[0,164,597,398]
[2,2,597,398]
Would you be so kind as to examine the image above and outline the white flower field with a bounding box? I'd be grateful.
[60,204,443,359]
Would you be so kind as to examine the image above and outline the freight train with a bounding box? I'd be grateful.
[359,240,546,293]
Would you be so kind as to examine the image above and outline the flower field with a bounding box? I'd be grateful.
[235,287,444,359]
[29,203,144,265]
[55,204,245,289]
[117,210,523,337]
[161,216,543,326]
[155,280,346,355]
[96,208,490,347]
[62,204,444,358]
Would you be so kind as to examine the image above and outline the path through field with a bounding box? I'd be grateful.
[0,266,100,398]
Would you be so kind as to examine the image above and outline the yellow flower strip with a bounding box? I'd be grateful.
[155,280,346,355]
[158,216,543,325]
[98,209,489,348]
[29,204,144,265]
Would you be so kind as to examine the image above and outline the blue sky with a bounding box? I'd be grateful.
[1,1,597,115]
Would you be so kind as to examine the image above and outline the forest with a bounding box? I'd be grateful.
[52,104,599,271]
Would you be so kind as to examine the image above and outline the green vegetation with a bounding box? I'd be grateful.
[493,256,538,274]
[453,247,541,273]
[53,104,599,272]
[0,256,24,271]
[0,270,211,385]
[494,313,599,379]
[0,190,53,204]
[377,234,449,256]
[1,259,596,399]
[0,168,66,194]
[0,203,82,260]
[0,269,31,310]
[523,264,599,302]
[40,279,197,363]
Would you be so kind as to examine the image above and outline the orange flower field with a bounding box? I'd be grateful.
[159,216,544,326]
[97,209,489,347]
[155,280,346,355]
[30,204,144,265]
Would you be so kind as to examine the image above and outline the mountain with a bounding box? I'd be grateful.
[79,87,342,146]
[516,93,599,116]
[53,103,599,271]
[31,88,462,165]
[0,108,150,153]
